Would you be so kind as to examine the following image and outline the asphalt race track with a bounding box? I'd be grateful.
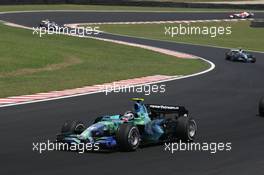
[1,11,264,26]
[0,11,264,175]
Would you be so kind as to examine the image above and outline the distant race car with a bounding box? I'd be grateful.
[56,98,197,151]
[225,49,256,63]
[259,97,264,117]
[39,19,64,32]
[229,12,254,19]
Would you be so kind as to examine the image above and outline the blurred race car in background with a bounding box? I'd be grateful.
[229,12,254,19]
[39,19,64,32]
[259,97,264,117]
[56,98,197,151]
[225,49,256,63]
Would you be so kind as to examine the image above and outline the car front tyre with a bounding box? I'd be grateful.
[61,120,85,135]
[116,124,140,151]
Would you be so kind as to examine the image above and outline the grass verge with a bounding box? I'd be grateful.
[95,21,264,52]
[0,23,208,98]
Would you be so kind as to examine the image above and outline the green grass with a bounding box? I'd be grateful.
[96,21,264,52]
[0,23,208,98]
[0,4,262,13]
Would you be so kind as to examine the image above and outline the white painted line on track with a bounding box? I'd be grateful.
[66,18,252,27]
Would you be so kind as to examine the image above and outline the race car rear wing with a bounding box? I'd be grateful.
[146,104,188,117]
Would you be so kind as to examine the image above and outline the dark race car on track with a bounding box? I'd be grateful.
[225,49,256,63]
[39,19,64,32]
[56,98,197,151]
[259,97,264,117]
[229,11,254,19]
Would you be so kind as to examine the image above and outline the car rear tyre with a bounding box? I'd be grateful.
[259,97,264,117]
[61,120,85,134]
[116,124,140,151]
[251,57,256,63]
[175,117,197,142]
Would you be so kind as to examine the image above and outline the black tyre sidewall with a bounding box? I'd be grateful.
[175,117,197,142]
[61,120,85,134]
[116,124,140,151]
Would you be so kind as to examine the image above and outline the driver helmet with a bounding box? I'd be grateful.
[123,111,135,121]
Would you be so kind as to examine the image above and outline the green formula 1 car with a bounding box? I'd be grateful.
[56,98,197,151]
